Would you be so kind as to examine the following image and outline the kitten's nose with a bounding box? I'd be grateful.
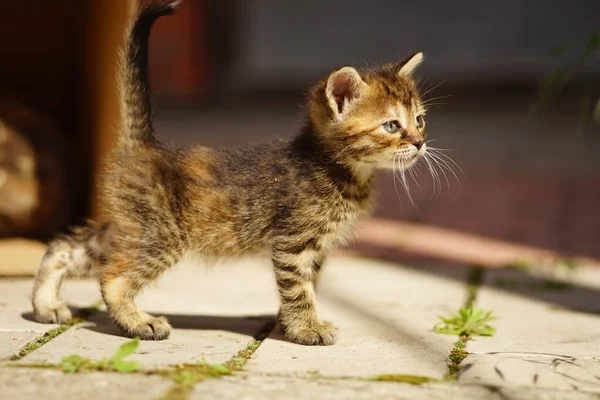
[412,138,424,150]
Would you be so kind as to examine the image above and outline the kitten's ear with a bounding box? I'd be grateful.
[325,67,366,119]
[396,52,424,76]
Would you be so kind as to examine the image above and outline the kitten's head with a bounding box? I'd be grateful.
[309,53,427,175]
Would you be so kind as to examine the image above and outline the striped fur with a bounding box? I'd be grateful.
[32,0,429,345]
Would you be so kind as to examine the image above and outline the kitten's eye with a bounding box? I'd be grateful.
[415,115,426,131]
[382,120,401,133]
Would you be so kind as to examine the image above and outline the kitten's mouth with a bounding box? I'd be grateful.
[380,151,420,171]
[395,151,420,162]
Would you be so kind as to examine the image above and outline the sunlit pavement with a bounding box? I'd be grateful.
[2,239,600,399]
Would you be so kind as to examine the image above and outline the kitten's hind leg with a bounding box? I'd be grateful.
[32,224,112,324]
[273,247,336,346]
[100,250,177,340]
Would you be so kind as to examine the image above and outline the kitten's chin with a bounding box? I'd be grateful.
[377,154,420,171]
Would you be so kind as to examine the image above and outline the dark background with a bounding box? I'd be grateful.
[0,0,598,259]
[150,0,600,95]
[148,0,600,260]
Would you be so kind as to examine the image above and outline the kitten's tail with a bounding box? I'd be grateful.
[117,0,182,149]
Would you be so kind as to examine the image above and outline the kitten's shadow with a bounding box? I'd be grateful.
[21,310,287,341]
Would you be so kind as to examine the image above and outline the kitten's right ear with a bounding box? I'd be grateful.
[396,52,424,76]
[325,67,366,120]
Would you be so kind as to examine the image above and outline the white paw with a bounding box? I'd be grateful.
[33,302,73,324]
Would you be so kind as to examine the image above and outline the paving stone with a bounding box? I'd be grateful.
[0,367,171,400]
[0,278,100,333]
[133,256,279,317]
[469,268,600,357]
[482,263,600,314]
[457,266,600,393]
[0,332,40,361]
[249,256,466,378]
[459,354,600,394]
[191,373,598,400]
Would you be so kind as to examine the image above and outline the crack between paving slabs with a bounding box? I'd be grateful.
[156,317,277,400]
[7,313,277,400]
[7,302,104,362]
[445,266,485,380]
[238,370,445,386]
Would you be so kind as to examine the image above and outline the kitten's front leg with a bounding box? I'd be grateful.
[272,248,336,346]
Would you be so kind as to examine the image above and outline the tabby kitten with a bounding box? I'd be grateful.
[33,0,429,346]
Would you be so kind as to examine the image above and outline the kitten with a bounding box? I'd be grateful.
[32,0,429,345]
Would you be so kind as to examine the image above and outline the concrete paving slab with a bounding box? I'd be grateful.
[0,278,100,333]
[249,256,466,378]
[191,373,599,400]
[134,255,279,317]
[469,269,600,357]
[0,367,171,400]
[458,266,600,394]
[0,332,40,361]
[483,263,600,314]
[459,354,600,394]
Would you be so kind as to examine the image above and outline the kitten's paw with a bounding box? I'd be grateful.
[285,321,337,346]
[126,316,172,340]
[33,302,73,324]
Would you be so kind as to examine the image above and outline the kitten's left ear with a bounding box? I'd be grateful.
[325,67,367,120]
[396,52,424,76]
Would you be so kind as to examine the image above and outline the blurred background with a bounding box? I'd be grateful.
[0,0,598,271]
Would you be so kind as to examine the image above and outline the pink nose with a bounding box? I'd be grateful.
[412,138,424,150]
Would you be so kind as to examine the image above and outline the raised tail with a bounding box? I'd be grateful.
[117,0,182,148]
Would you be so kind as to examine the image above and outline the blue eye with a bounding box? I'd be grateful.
[382,120,401,133]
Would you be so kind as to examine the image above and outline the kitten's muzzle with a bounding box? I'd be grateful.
[412,138,424,150]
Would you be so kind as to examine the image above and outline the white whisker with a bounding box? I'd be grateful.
[427,147,465,179]
[399,157,416,207]
[418,74,433,98]
[422,153,441,198]
[419,102,448,107]
[422,95,453,105]
[334,143,354,162]
[391,154,403,207]
[420,80,446,99]
[352,160,365,174]
[407,159,425,190]
[407,162,420,188]
[426,152,452,189]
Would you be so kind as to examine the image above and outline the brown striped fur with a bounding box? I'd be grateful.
[32,0,429,345]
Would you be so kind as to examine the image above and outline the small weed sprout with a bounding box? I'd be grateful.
[434,307,498,337]
[59,338,140,373]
